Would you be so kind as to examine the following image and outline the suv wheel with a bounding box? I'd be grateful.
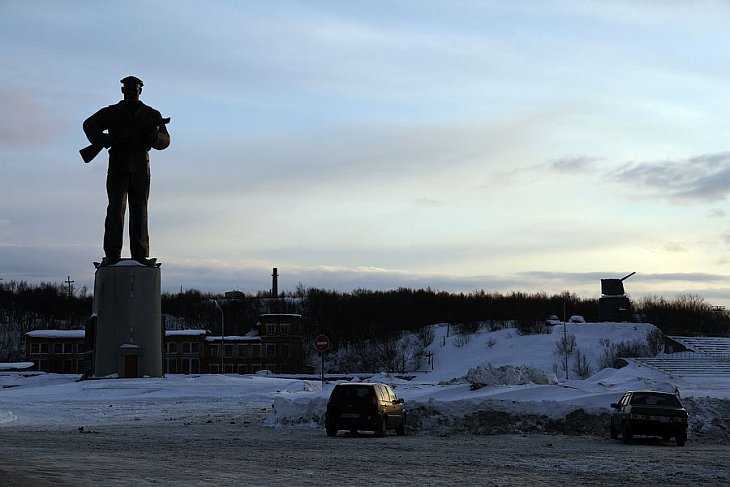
[622,424,632,444]
[376,416,387,437]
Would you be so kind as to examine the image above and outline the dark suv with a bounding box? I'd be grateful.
[325,382,406,437]
[610,391,688,446]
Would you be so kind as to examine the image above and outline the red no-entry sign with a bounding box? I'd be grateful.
[314,334,330,353]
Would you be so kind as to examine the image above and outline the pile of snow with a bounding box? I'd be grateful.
[442,365,557,389]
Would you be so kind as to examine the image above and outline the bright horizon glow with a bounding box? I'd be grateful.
[2,1,730,306]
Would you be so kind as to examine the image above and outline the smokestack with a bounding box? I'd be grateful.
[271,267,278,298]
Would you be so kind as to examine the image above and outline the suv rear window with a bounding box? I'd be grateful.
[332,385,372,400]
[630,393,681,407]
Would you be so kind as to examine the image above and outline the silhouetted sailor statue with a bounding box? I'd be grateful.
[82,76,170,267]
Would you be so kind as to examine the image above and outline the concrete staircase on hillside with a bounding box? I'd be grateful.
[627,357,730,377]
[667,336,730,357]
[626,336,730,377]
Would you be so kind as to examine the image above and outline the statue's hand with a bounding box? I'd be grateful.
[101,133,113,148]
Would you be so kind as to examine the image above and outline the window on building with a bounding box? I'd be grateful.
[266,344,277,357]
[181,358,200,374]
[54,343,63,354]
[40,343,49,354]
[209,364,220,374]
[182,342,191,354]
[167,342,178,354]
[64,343,74,354]
[224,344,234,357]
[279,323,290,335]
[166,358,178,374]
[223,364,235,374]
[237,364,248,374]
[78,344,86,354]
[30,343,40,354]
[209,345,219,357]
[251,345,260,358]
[280,344,290,357]
[191,342,199,354]
[266,323,276,335]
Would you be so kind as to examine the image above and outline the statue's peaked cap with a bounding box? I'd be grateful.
[120,76,143,87]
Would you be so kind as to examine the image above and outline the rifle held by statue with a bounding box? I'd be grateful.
[80,117,171,163]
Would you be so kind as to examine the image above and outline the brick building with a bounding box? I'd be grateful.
[25,330,88,374]
[25,313,305,376]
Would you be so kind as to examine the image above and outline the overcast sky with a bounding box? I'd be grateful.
[2,0,730,306]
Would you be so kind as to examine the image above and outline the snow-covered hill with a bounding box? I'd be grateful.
[421,321,656,382]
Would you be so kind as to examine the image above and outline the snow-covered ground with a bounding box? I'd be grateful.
[2,322,729,439]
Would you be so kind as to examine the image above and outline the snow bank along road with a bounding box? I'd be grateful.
[1,414,728,487]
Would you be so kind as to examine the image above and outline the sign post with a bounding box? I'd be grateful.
[314,334,330,386]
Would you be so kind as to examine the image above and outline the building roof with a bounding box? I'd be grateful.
[165,329,209,337]
[26,330,85,339]
[205,335,262,342]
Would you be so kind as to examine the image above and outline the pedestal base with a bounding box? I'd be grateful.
[91,259,163,378]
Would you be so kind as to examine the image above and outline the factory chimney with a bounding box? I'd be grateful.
[271,267,278,298]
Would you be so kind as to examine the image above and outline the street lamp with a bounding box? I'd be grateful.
[563,299,569,381]
[214,300,224,374]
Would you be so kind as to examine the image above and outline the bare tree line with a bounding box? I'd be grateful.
[1,280,727,363]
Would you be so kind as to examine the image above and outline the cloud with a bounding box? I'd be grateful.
[707,208,726,219]
[632,272,727,283]
[165,119,545,202]
[609,152,730,203]
[0,90,64,146]
[658,242,687,253]
[547,156,602,174]
[485,153,603,189]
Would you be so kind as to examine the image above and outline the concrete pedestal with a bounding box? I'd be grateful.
[598,295,631,322]
[91,260,163,378]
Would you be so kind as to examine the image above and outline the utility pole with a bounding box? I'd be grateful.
[65,276,75,299]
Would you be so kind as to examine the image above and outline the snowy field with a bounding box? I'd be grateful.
[2,322,729,441]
